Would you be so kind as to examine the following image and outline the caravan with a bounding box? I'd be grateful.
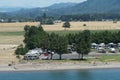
[24,48,43,60]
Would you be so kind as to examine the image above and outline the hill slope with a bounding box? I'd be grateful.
[16,0,120,17]
[72,0,120,14]
[1,0,120,19]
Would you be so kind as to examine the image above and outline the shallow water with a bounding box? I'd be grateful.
[0,69,120,80]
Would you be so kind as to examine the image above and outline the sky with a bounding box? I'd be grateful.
[0,0,86,8]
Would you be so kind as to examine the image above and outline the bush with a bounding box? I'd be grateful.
[15,44,28,55]
[113,20,117,23]
[83,24,87,26]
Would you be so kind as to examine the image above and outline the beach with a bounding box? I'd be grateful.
[0,61,120,71]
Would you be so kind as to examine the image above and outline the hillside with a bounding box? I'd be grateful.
[18,0,120,16]
[0,13,10,19]
[72,0,120,14]
[8,2,77,17]
[46,2,77,9]
[1,0,120,19]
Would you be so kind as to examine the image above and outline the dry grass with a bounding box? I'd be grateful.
[0,36,23,64]
[0,21,120,32]
[0,44,19,64]
[0,22,39,32]
[0,36,24,45]
[43,21,120,31]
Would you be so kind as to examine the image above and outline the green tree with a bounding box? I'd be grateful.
[56,36,68,60]
[48,33,57,59]
[40,13,54,25]
[24,25,48,50]
[67,33,76,45]
[63,21,71,30]
[42,13,47,19]
[15,44,28,55]
[49,34,68,60]
[75,30,91,60]
[46,19,54,24]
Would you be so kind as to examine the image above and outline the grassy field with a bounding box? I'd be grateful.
[0,30,120,36]
[0,21,120,44]
[88,55,120,62]
[0,36,24,44]
[43,21,120,31]
[0,21,120,64]
[0,47,18,64]
[0,31,24,45]
[0,21,120,32]
[0,22,39,32]
[0,31,24,36]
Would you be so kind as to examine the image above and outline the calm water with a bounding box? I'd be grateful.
[0,69,120,80]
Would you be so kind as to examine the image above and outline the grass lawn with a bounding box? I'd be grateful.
[88,55,120,62]
[0,31,24,36]
[0,31,24,44]
[0,30,119,36]
[47,30,120,36]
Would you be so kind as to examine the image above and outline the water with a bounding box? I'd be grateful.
[0,69,120,80]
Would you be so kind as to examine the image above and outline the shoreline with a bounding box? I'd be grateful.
[1,61,120,72]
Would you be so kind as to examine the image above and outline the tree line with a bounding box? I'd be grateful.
[91,31,120,44]
[67,30,120,44]
[59,13,120,21]
[34,13,120,24]
[15,25,120,60]
[1,13,120,23]
[15,25,91,60]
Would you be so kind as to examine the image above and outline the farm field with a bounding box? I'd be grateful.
[0,21,120,44]
[0,21,120,64]
[0,22,39,63]
[0,22,39,32]
[43,21,120,31]
[0,21,120,32]
[0,44,18,64]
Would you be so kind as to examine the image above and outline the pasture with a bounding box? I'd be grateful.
[0,22,39,32]
[0,44,18,64]
[43,21,120,31]
[0,21,120,32]
[0,21,120,44]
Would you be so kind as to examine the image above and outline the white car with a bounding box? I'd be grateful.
[109,48,116,53]
[97,47,106,53]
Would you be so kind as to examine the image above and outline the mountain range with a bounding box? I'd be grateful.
[0,0,120,19]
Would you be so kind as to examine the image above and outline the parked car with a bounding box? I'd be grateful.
[97,47,106,53]
[109,48,116,53]
[40,52,49,60]
[24,54,39,60]
[91,43,98,49]
[117,43,120,52]
[118,47,120,52]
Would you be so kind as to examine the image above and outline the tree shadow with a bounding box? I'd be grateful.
[70,59,87,61]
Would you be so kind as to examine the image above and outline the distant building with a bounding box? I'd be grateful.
[0,19,4,22]
[54,20,62,23]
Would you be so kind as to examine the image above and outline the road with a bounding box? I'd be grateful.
[51,51,120,60]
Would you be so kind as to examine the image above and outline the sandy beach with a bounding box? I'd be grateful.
[0,61,120,71]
